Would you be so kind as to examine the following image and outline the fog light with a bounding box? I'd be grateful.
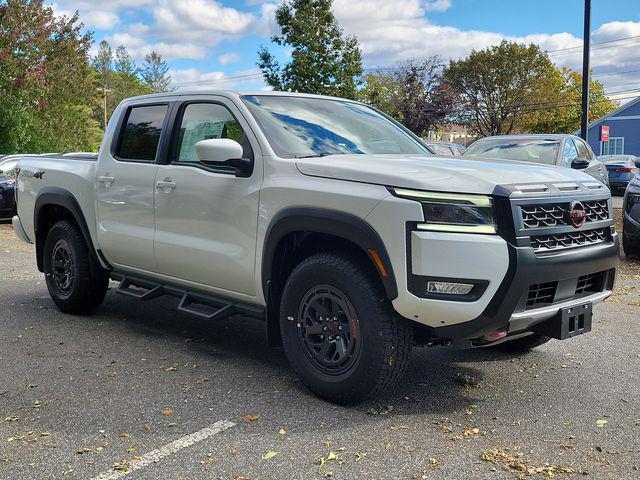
[427,281,474,295]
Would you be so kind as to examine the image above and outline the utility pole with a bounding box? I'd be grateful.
[580,0,592,141]
[99,87,112,130]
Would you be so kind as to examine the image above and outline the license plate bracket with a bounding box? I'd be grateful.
[544,303,593,340]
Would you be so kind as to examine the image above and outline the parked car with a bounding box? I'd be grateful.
[597,155,640,194]
[0,156,18,220]
[422,141,463,156]
[11,91,619,403]
[464,134,609,186]
[623,174,640,257]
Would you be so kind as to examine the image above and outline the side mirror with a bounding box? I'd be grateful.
[571,158,590,170]
[195,138,252,177]
[635,160,640,169]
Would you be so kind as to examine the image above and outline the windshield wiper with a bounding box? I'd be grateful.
[294,153,333,159]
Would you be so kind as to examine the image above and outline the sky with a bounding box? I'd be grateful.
[49,0,640,101]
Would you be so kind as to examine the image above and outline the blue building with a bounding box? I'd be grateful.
[583,97,640,156]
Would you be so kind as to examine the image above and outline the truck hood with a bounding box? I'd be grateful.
[296,154,596,195]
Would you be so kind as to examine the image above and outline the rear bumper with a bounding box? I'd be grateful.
[429,234,619,341]
[12,215,32,243]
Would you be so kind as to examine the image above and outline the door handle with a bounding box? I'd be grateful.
[97,176,115,186]
[156,180,176,190]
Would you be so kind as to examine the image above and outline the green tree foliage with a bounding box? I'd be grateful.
[91,42,151,128]
[0,0,102,153]
[444,41,560,136]
[257,0,362,99]
[521,67,616,134]
[142,51,172,93]
[359,57,455,136]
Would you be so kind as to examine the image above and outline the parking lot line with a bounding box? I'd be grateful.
[89,420,235,480]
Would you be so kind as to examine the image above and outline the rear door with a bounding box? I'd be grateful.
[153,97,263,296]
[95,102,170,271]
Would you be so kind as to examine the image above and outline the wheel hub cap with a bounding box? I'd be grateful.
[52,240,74,296]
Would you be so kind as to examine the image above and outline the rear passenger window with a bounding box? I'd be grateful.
[116,105,168,161]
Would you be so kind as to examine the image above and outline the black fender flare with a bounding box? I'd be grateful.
[34,187,103,272]
[261,208,398,301]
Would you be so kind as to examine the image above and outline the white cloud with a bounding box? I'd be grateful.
[171,68,264,90]
[424,0,451,12]
[218,52,241,65]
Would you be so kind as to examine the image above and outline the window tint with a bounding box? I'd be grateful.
[562,139,579,167]
[116,105,167,161]
[574,138,592,161]
[175,103,250,163]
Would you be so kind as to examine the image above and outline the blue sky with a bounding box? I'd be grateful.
[50,0,640,98]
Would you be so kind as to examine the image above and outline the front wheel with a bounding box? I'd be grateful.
[43,220,109,314]
[279,252,413,404]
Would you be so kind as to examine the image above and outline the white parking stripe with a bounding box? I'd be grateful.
[90,420,235,480]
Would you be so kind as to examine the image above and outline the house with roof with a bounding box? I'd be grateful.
[583,97,640,156]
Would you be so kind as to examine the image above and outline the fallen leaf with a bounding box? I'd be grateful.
[230,447,238,456]
[76,448,91,454]
[143,423,153,430]
[261,450,278,460]
[118,432,130,438]
[40,432,51,437]
[278,428,286,436]
[463,427,480,437]
[596,419,608,428]
[244,415,261,423]
[4,416,18,423]
[161,409,175,416]
[164,367,176,372]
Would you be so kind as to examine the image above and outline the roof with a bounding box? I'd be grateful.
[124,89,359,103]
[583,96,640,130]
[474,134,578,141]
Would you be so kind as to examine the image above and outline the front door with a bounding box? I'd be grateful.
[153,99,262,296]
[96,103,169,271]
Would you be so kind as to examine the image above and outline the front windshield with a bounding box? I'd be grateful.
[241,95,430,158]
[464,138,560,165]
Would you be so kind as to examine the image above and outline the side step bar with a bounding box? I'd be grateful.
[110,273,264,321]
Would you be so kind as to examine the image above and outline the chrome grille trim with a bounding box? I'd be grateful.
[521,200,609,229]
[530,228,609,252]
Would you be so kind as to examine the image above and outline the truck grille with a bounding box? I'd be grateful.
[521,200,609,229]
[530,227,609,253]
[526,281,557,309]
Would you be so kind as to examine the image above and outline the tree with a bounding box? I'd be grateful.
[92,40,113,129]
[112,45,150,111]
[0,0,102,153]
[443,41,559,136]
[142,52,172,93]
[359,57,455,136]
[520,67,616,134]
[257,0,362,99]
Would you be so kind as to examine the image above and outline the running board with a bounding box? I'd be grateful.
[110,273,264,321]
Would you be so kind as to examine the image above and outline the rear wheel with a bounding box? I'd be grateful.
[491,332,550,353]
[43,220,108,314]
[279,252,413,404]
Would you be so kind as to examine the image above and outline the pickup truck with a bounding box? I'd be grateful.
[12,91,619,403]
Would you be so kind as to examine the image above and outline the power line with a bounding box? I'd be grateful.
[545,33,640,54]
[593,68,640,78]
[548,37,640,56]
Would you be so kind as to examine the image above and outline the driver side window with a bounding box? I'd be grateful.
[174,103,251,164]
[562,139,579,168]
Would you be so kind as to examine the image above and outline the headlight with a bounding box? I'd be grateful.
[392,188,496,234]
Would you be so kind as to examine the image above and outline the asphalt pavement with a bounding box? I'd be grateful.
[1,222,639,480]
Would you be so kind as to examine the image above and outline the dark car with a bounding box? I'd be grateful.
[598,155,640,194]
[623,174,640,257]
[0,157,18,220]
[464,134,609,186]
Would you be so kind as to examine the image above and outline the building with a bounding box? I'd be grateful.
[584,97,640,156]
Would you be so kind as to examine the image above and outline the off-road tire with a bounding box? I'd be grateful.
[491,332,551,353]
[623,235,639,258]
[43,220,108,314]
[279,252,413,404]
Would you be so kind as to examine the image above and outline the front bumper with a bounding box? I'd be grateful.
[12,215,32,243]
[429,237,619,340]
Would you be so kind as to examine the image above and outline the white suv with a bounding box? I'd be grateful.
[12,91,619,403]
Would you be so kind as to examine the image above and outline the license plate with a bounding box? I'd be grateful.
[545,303,593,340]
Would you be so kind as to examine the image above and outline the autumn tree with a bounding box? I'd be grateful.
[520,67,616,134]
[257,0,362,99]
[359,57,455,136]
[142,51,172,93]
[0,0,101,153]
[443,41,559,136]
